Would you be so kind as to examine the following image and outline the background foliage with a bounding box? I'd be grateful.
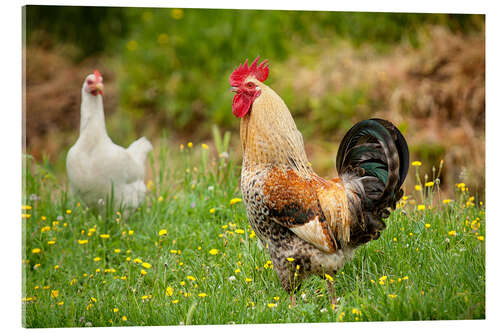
[24,6,485,197]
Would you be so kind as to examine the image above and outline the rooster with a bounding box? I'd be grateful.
[230,57,409,305]
[66,70,153,210]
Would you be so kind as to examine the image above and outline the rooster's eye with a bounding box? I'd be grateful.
[246,82,255,88]
[87,80,93,85]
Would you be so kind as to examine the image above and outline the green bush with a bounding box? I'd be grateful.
[116,8,483,137]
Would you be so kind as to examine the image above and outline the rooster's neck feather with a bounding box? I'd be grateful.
[241,84,312,178]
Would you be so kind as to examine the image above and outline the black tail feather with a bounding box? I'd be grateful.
[336,119,409,246]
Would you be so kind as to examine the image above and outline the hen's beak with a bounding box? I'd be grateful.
[95,82,104,95]
[230,86,239,93]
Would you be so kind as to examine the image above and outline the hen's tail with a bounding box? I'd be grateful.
[336,118,409,246]
[127,137,153,166]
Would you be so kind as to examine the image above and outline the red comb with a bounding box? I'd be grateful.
[229,57,269,86]
[94,69,102,81]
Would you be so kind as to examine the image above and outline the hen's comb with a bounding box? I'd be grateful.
[229,57,269,86]
[94,69,102,81]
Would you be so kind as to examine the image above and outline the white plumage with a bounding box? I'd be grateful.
[66,71,152,210]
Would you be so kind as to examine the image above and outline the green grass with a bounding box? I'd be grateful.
[22,142,485,327]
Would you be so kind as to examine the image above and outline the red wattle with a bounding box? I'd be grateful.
[232,93,252,118]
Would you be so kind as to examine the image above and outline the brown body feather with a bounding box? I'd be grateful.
[237,72,407,297]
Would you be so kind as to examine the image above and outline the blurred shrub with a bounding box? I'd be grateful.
[25,5,129,59]
[116,8,483,137]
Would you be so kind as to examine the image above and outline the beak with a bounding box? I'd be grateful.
[230,86,239,93]
[95,82,104,95]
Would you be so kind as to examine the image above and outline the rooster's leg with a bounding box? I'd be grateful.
[327,280,337,305]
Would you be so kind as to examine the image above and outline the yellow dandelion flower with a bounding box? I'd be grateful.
[140,269,147,275]
[48,241,57,247]
[94,257,101,262]
[425,223,431,229]
[324,273,334,282]
[128,230,134,236]
[54,265,59,270]
[201,143,209,150]
[22,205,32,210]
[31,248,41,254]
[158,229,167,236]
[425,181,434,187]
[448,230,457,237]
[66,209,72,214]
[245,278,252,282]
[166,286,173,296]
[58,301,64,306]
[230,198,242,205]
[100,234,110,239]
[113,308,119,313]
[235,229,245,234]
[418,205,426,211]
[235,268,241,274]
[198,293,207,298]
[393,237,397,242]
[158,196,164,202]
[414,185,422,191]
[388,294,397,299]
[209,208,215,214]
[267,303,277,308]
[477,236,484,241]
[171,8,184,19]
[21,213,31,219]
[133,258,143,264]
[352,308,360,315]
[286,257,295,262]
[114,249,121,253]
[180,281,186,286]
[142,262,152,269]
[402,276,409,280]
[187,275,196,281]
[122,315,127,321]
[172,299,179,304]
[209,248,219,255]
[443,199,452,204]
[50,290,59,298]
[411,161,422,166]
[41,226,50,232]
[126,40,138,51]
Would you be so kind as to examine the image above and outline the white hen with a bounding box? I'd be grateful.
[66,70,153,210]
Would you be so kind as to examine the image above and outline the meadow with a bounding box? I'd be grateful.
[22,136,485,327]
